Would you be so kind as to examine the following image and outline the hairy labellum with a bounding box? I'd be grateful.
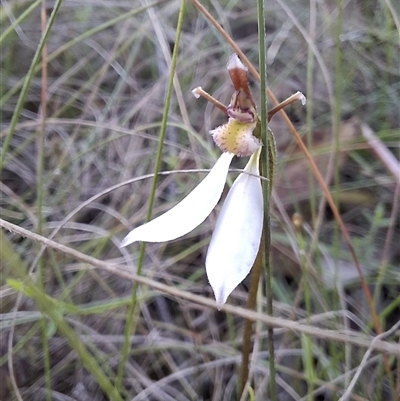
[210,119,261,157]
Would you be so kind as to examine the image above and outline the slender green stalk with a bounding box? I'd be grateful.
[115,0,186,389]
[301,334,314,400]
[332,1,344,388]
[0,0,64,173]
[333,0,342,282]
[238,96,296,397]
[257,0,276,399]
[37,3,51,399]
[306,0,316,224]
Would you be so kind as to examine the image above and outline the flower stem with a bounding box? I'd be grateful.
[258,0,277,399]
[239,0,278,401]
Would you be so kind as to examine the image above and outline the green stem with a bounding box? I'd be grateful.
[306,0,316,224]
[257,0,276,399]
[333,0,342,280]
[332,1,344,389]
[115,0,186,390]
[38,2,51,398]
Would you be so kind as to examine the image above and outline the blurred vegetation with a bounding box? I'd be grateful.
[0,0,399,400]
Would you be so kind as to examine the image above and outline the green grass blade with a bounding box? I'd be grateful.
[115,0,187,390]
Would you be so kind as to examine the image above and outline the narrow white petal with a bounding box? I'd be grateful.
[206,148,263,304]
[120,152,234,246]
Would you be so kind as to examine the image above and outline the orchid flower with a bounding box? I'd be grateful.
[121,54,305,305]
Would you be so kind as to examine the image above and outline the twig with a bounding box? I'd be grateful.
[2,218,400,354]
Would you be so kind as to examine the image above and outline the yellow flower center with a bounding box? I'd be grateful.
[210,118,261,157]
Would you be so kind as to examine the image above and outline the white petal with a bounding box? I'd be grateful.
[120,152,234,246]
[206,148,263,304]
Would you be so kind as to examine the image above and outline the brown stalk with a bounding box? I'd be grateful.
[267,91,305,121]
[239,233,264,396]
[191,87,227,114]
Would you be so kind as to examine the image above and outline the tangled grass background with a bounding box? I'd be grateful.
[1,0,399,400]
